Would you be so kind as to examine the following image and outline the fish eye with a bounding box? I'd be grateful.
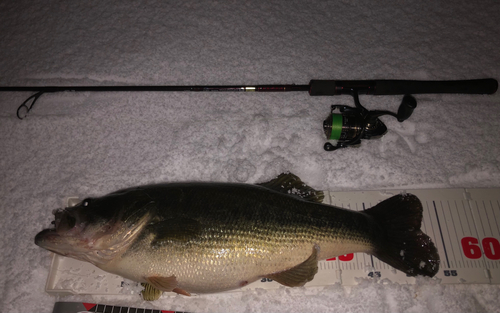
[82,198,91,207]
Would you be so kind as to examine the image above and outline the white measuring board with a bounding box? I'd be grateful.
[44,188,500,296]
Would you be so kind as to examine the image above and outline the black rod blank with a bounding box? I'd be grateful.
[0,85,310,93]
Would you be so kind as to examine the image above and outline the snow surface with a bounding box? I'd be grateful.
[1,0,500,312]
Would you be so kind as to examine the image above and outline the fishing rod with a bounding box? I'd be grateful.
[1,78,497,151]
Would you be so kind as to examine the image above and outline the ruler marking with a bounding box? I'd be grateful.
[425,201,441,267]
[496,200,500,237]
[454,200,467,267]
[456,200,466,235]
[448,200,462,268]
[465,201,475,237]
[477,201,487,238]
[447,201,459,263]
[483,201,494,269]
[424,202,438,264]
[433,201,450,268]
[442,201,457,268]
[494,201,500,270]
[52,303,182,313]
[472,200,489,269]
[483,200,494,236]
[456,200,467,267]
[491,200,500,239]
[465,199,479,268]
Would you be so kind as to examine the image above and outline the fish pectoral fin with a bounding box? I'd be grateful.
[264,245,319,287]
[150,217,201,245]
[257,172,324,203]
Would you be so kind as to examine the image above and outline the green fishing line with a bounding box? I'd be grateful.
[329,114,343,140]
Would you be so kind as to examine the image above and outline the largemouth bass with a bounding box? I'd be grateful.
[35,173,439,298]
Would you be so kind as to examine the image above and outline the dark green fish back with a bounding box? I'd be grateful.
[134,181,379,254]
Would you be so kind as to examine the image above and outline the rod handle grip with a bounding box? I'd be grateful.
[309,79,498,96]
[374,79,498,95]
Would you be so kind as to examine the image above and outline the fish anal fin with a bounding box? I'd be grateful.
[257,172,324,203]
[264,246,319,287]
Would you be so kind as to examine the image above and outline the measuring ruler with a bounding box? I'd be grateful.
[51,301,185,313]
[44,188,500,297]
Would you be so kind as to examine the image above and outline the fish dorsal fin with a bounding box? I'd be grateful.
[264,246,319,287]
[257,172,324,203]
[145,276,191,296]
[150,217,201,246]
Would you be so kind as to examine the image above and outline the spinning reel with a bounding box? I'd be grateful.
[322,91,417,151]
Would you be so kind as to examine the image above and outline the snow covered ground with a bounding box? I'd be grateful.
[1,0,499,312]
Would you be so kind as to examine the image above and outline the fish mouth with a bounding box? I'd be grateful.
[34,228,58,246]
[34,208,86,255]
[53,208,78,233]
[34,227,73,256]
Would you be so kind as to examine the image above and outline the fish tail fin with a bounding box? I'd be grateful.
[364,194,440,277]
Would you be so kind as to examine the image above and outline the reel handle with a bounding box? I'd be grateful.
[396,95,417,122]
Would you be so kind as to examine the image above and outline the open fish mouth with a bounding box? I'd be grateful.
[53,208,78,233]
[34,209,64,247]
[34,208,87,255]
